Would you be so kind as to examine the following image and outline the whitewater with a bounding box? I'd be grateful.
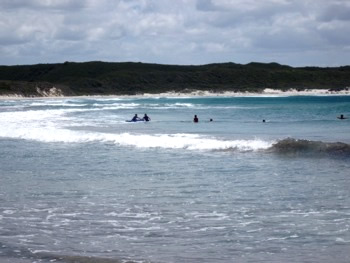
[0,95,350,263]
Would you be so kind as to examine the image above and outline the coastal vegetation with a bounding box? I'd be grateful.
[0,61,349,97]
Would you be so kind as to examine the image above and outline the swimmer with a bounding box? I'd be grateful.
[337,114,347,120]
[143,113,151,121]
[131,114,141,122]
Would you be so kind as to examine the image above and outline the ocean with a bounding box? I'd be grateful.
[0,95,349,263]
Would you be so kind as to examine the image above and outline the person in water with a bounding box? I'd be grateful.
[131,114,141,121]
[193,115,199,123]
[143,113,151,121]
[338,114,347,119]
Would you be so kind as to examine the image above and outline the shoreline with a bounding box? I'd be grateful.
[1,88,350,100]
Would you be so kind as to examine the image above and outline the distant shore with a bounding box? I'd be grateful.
[1,88,350,100]
[2,61,350,98]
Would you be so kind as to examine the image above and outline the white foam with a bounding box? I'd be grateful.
[173,103,195,107]
[0,107,273,152]
[0,122,272,152]
[96,103,141,109]
[3,210,16,215]
[336,238,350,243]
[106,133,271,152]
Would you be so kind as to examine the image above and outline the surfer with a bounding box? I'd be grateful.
[337,114,347,119]
[131,114,141,122]
[193,115,199,123]
[143,114,151,122]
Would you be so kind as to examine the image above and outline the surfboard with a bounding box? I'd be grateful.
[125,119,145,122]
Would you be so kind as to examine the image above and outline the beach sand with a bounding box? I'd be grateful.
[1,88,350,100]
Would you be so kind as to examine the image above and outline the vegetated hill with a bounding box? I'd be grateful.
[0,61,349,96]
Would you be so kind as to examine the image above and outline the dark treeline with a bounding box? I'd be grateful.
[0,61,349,96]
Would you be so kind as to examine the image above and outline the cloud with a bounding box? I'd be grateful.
[318,20,350,46]
[0,0,349,66]
[0,0,87,11]
[318,2,350,22]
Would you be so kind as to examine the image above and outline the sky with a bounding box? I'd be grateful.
[1,0,350,67]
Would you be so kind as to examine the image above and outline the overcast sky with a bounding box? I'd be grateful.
[1,0,350,66]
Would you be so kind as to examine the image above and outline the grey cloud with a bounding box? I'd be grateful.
[0,0,36,9]
[195,0,297,28]
[0,0,87,11]
[252,29,321,51]
[318,3,350,22]
[54,28,88,41]
[0,35,29,45]
[318,22,350,46]
[196,0,218,11]
[0,0,350,66]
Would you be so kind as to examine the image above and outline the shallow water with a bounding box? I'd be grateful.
[0,96,350,263]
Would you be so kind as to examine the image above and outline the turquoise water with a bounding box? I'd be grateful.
[0,95,350,263]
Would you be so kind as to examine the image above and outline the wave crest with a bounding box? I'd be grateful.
[271,138,350,157]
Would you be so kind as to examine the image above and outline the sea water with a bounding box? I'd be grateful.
[0,95,349,263]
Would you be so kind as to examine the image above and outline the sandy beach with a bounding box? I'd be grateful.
[1,88,350,100]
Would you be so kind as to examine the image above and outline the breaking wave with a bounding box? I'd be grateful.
[1,121,349,157]
[270,138,350,157]
[0,108,349,157]
[0,127,272,152]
